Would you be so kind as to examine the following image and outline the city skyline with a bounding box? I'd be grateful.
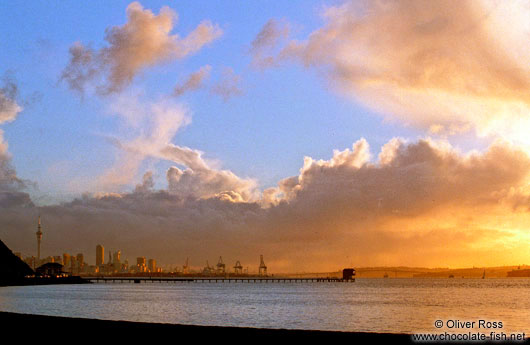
[14,214,530,275]
[18,215,269,274]
[1,1,530,272]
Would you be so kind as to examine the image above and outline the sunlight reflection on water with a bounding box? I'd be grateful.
[0,278,528,334]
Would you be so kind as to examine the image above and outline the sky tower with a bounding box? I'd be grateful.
[36,215,43,261]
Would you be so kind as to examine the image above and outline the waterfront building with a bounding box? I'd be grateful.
[148,259,156,273]
[36,262,64,277]
[86,265,99,274]
[63,253,70,267]
[136,257,146,272]
[96,245,104,266]
[113,251,121,271]
[342,268,356,280]
[76,253,84,272]
[43,256,54,265]
[70,256,77,274]
[113,250,121,263]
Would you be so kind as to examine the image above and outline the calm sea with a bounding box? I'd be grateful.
[0,278,528,334]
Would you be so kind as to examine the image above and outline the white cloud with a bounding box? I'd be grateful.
[96,95,191,189]
[164,144,257,202]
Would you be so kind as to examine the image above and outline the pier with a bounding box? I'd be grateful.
[86,277,354,284]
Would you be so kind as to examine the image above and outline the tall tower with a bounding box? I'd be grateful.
[96,245,104,266]
[36,215,43,261]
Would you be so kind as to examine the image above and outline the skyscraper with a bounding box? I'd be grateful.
[36,215,43,261]
[148,259,156,273]
[63,253,70,267]
[113,250,121,264]
[76,253,84,272]
[70,256,77,274]
[96,245,104,266]
[113,250,121,271]
[137,257,146,272]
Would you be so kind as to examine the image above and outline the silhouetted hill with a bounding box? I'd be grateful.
[0,239,34,285]
[277,265,530,278]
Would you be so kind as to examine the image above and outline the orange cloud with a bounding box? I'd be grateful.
[256,0,530,144]
[3,138,530,271]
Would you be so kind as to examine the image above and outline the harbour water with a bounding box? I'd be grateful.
[0,278,528,334]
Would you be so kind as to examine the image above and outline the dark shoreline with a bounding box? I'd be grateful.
[2,312,528,343]
[0,311,409,341]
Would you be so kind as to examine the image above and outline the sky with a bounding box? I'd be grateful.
[1,0,530,272]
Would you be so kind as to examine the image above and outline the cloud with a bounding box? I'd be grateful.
[210,67,243,101]
[3,138,530,271]
[258,138,530,268]
[95,95,191,189]
[60,2,223,95]
[173,65,212,97]
[250,19,290,69]
[0,130,33,209]
[134,170,155,194]
[266,138,530,214]
[258,0,530,144]
[0,74,23,124]
[95,94,256,203]
[173,66,244,101]
[59,43,100,96]
[0,76,33,208]
[163,144,258,202]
